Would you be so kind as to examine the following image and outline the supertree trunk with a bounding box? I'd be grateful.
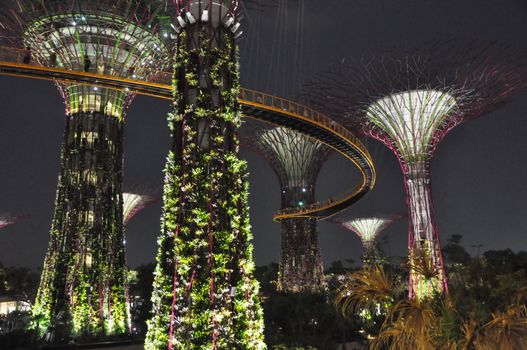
[33,112,127,339]
[145,23,265,350]
[404,162,447,300]
[278,186,324,293]
[361,241,379,267]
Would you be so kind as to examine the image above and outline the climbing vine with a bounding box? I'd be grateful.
[32,113,129,340]
[145,24,265,350]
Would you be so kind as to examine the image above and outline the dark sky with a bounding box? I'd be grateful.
[1,0,527,269]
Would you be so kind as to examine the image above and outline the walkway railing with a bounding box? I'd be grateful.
[238,88,369,161]
[0,45,376,220]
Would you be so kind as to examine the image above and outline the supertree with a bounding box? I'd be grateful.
[0,213,23,230]
[332,214,400,266]
[307,42,527,300]
[0,0,169,339]
[242,123,330,293]
[123,191,158,226]
[145,1,266,349]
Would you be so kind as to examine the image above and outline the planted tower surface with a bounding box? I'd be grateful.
[146,1,266,349]
[243,124,330,293]
[308,42,527,300]
[0,0,169,339]
[333,214,400,266]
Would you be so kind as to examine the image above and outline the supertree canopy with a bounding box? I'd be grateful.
[145,1,265,349]
[0,0,169,340]
[307,42,527,300]
[243,124,330,293]
[123,191,157,226]
[333,215,400,266]
[1,0,169,119]
[0,213,22,230]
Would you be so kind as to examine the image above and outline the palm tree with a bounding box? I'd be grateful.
[461,301,527,350]
[336,264,527,350]
[335,264,396,317]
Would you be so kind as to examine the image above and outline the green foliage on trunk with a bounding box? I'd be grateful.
[145,25,265,350]
[32,112,129,341]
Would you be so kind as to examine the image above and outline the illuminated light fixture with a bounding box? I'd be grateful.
[185,11,196,24]
[302,188,306,192]
[230,22,241,33]
[201,10,209,22]
[234,30,243,39]
[177,15,186,28]
[85,252,93,268]
[223,16,234,28]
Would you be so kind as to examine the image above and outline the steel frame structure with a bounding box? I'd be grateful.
[243,123,330,293]
[307,42,527,300]
[0,3,375,346]
[0,0,169,340]
[0,213,22,230]
[0,44,375,221]
[332,214,400,266]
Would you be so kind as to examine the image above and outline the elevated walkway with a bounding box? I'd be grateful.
[0,46,376,220]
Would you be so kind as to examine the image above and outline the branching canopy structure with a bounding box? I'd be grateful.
[0,0,169,340]
[307,41,527,300]
[0,213,23,230]
[242,122,331,293]
[123,190,158,226]
[145,1,265,349]
[332,214,401,266]
[0,0,169,119]
[259,127,330,192]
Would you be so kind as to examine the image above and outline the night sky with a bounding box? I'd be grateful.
[1,0,527,270]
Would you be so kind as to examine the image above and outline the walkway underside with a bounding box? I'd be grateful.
[0,46,376,220]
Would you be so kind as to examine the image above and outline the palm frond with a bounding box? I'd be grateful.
[370,299,438,350]
[335,264,395,317]
[410,246,442,280]
[473,305,527,350]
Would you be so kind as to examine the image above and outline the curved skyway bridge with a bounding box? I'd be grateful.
[0,45,376,221]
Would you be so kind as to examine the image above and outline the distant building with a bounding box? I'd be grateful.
[0,295,30,316]
[0,295,31,333]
